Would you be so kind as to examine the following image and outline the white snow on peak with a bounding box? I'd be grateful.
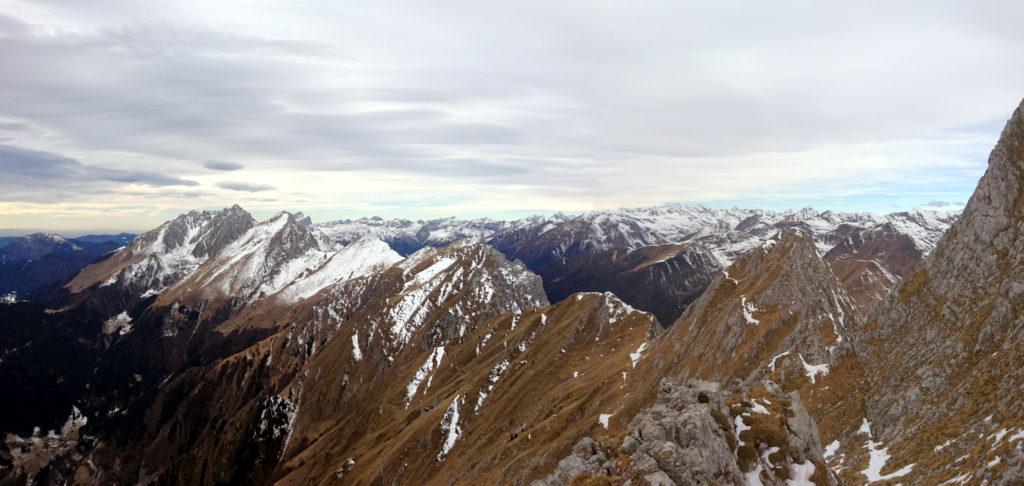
[98,206,254,294]
[598,413,613,429]
[278,237,401,302]
[315,215,551,251]
[181,212,332,302]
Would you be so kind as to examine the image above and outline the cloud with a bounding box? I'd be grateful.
[0,144,197,202]
[216,181,275,192]
[0,1,1021,228]
[204,160,244,171]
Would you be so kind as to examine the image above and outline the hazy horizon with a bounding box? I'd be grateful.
[0,199,966,237]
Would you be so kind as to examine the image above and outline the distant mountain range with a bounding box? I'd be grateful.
[0,232,135,299]
[4,99,1024,485]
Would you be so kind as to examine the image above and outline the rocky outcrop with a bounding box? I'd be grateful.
[535,379,836,486]
[855,98,1024,483]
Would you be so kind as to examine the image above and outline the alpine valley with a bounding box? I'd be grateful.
[4,101,1024,486]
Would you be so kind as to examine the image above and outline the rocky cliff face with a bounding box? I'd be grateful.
[854,99,1024,483]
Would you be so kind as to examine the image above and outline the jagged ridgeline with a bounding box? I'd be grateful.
[2,100,1022,485]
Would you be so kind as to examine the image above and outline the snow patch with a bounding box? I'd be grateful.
[629,341,648,369]
[749,400,770,415]
[350,332,362,361]
[798,354,830,384]
[475,358,510,412]
[102,311,133,335]
[824,440,841,459]
[406,346,445,406]
[740,295,760,325]
[860,417,914,483]
[598,413,612,429]
[786,461,815,485]
[437,395,464,461]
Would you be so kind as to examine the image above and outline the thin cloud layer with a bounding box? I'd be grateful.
[204,160,244,171]
[0,1,1021,231]
[216,181,275,192]
[0,144,197,202]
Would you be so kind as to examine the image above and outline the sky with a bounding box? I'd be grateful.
[0,1,1022,234]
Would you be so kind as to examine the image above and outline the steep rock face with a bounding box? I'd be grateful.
[67,205,255,295]
[823,223,923,310]
[536,379,836,486]
[857,99,1024,483]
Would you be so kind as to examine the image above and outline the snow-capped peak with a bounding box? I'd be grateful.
[276,236,403,302]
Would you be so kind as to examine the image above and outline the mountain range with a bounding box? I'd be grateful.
[2,100,1023,485]
[0,233,135,301]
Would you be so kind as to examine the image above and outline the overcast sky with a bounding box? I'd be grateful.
[1,1,1022,233]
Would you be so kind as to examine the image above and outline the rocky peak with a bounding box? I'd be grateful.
[275,236,402,303]
[160,211,327,304]
[66,205,256,294]
[856,98,1024,483]
[636,228,856,399]
[309,240,548,354]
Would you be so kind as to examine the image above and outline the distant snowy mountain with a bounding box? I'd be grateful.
[314,215,560,255]
[67,205,256,295]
